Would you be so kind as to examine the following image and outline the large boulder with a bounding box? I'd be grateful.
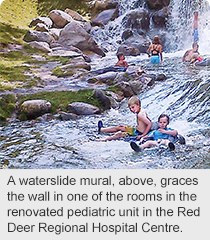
[49,28,62,40]
[93,89,111,109]
[28,41,52,53]
[91,8,119,27]
[122,9,150,31]
[152,7,168,28]
[59,56,91,71]
[29,17,53,28]
[89,71,118,84]
[20,100,52,118]
[67,102,100,115]
[129,80,144,94]
[65,8,87,22]
[116,82,134,97]
[117,44,140,56]
[48,49,81,58]
[49,9,74,28]
[58,21,105,56]
[23,30,54,43]
[146,0,171,10]
[123,32,151,53]
[34,23,49,32]
[92,0,119,12]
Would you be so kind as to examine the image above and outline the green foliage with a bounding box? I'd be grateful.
[38,0,88,16]
[107,85,122,94]
[0,94,16,120]
[0,0,38,28]
[0,22,27,47]
[52,67,74,77]
[18,89,102,114]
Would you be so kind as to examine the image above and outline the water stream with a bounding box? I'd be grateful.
[0,0,209,169]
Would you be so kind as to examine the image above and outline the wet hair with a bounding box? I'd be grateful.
[117,53,124,60]
[128,96,141,106]
[158,114,170,123]
[192,42,199,48]
[152,36,161,44]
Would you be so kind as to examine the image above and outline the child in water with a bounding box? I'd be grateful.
[147,36,163,64]
[98,96,152,141]
[115,53,129,68]
[130,114,178,152]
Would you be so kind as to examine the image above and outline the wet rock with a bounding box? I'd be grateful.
[23,30,54,43]
[65,8,87,22]
[58,111,78,120]
[67,102,100,115]
[139,74,156,86]
[123,32,151,53]
[126,65,145,77]
[156,73,167,81]
[20,100,52,118]
[92,8,119,27]
[28,41,52,53]
[146,0,170,10]
[152,7,168,28]
[49,28,62,40]
[49,9,73,28]
[36,113,56,121]
[129,80,144,94]
[48,49,81,57]
[60,56,91,71]
[113,72,131,84]
[93,89,111,109]
[58,21,105,56]
[92,71,118,83]
[76,21,92,33]
[116,82,134,97]
[122,9,150,31]
[117,44,140,56]
[122,29,133,40]
[35,23,49,32]
[82,54,92,63]
[29,17,53,28]
[93,0,119,12]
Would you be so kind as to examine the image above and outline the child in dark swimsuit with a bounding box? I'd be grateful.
[147,36,163,64]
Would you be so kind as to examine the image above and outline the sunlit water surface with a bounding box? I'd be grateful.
[1,54,209,169]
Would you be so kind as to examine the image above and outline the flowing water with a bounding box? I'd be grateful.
[0,0,209,169]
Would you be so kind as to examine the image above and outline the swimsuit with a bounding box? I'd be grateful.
[150,55,160,64]
[123,126,142,137]
[150,45,161,64]
[147,127,176,142]
[193,28,199,42]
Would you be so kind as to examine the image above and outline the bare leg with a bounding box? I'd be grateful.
[140,140,159,149]
[100,131,125,141]
[194,11,198,29]
[193,11,199,42]
[101,125,126,133]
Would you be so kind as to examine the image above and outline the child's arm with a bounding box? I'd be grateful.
[124,61,129,68]
[147,45,152,54]
[159,45,163,62]
[158,128,178,136]
[182,50,189,62]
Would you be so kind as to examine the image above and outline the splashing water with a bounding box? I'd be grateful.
[91,0,210,54]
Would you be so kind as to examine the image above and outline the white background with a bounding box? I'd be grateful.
[0,169,209,240]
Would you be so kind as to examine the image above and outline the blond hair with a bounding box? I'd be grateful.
[128,96,141,106]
